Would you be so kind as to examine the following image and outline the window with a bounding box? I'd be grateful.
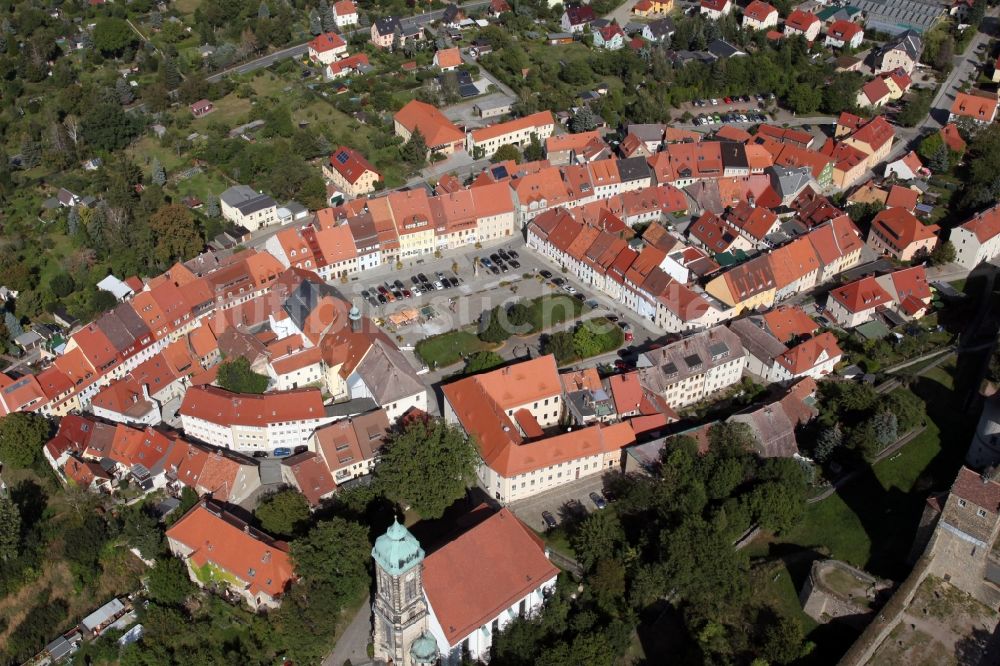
[959,499,968,507]
[978,508,988,518]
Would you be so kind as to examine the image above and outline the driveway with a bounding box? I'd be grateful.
[323,596,373,666]
[508,473,611,532]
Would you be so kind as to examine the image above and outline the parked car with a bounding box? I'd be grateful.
[376,293,387,304]
[562,284,577,294]
[252,451,268,458]
[294,445,309,454]
[434,280,445,290]
[394,279,405,290]
[606,315,620,323]
[508,249,519,259]
[498,249,511,261]
[411,276,421,286]
[447,277,459,287]
[542,511,557,529]
[540,270,552,279]
[489,253,502,263]
[402,289,412,298]
[273,447,292,457]
[589,492,607,510]
[509,259,520,269]
[551,277,565,286]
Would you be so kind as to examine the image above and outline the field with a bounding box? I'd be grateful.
[745,359,973,664]
[414,329,495,368]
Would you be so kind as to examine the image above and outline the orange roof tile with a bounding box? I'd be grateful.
[470,111,554,145]
[869,207,938,252]
[761,305,817,343]
[179,385,326,426]
[394,100,464,149]
[775,332,842,374]
[167,502,294,598]
[434,47,462,69]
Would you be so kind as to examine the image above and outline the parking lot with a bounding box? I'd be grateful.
[687,94,773,128]
[508,472,613,533]
[340,237,662,351]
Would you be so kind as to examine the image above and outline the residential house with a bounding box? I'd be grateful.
[561,5,596,33]
[638,325,746,408]
[333,0,359,27]
[307,32,348,65]
[950,91,998,125]
[371,16,423,49]
[433,47,462,71]
[328,53,370,79]
[280,452,336,506]
[743,0,779,30]
[825,20,864,48]
[394,100,465,156]
[466,111,556,157]
[807,215,865,282]
[190,99,213,118]
[642,17,676,42]
[704,254,776,313]
[873,30,922,74]
[857,76,893,107]
[951,203,1000,269]
[594,23,626,50]
[312,408,389,485]
[784,10,821,41]
[323,146,382,198]
[167,500,295,610]
[220,185,278,231]
[884,151,925,180]
[866,207,939,261]
[700,0,732,19]
[826,266,931,326]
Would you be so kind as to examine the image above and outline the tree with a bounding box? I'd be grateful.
[148,205,203,266]
[151,159,167,187]
[571,510,624,571]
[161,56,182,89]
[204,198,220,218]
[569,106,599,133]
[256,489,311,538]
[258,0,271,19]
[216,357,269,393]
[0,497,20,562]
[146,556,195,606]
[48,273,75,299]
[400,127,428,167]
[813,424,843,463]
[542,330,576,364]
[93,18,139,57]
[749,481,805,534]
[81,102,143,152]
[375,418,479,519]
[116,77,135,106]
[309,9,323,35]
[122,504,162,559]
[787,83,822,115]
[491,143,522,163]
[930,240,956,266]
[463,350,505,374]
[523,135,544,163]
[20,135,40,169]
[479,306,512,343]
[320,0,336,31]
[0,412,50,469]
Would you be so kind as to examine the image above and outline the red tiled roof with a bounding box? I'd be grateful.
[744,0,776,21]
[785,9,820,32]
[940,123,967,153]
[394,100,464,149]
[959,203,1000,243]
[951,466,1000,512]
[282,452,336,506]
[434,47,462,69]
[951,91,998,121]
[762,305,817,343]
[829,275,892,313]
[869,207,938,252]
[309,31,346,53]
[329,146,381,185]
[167,502,295,598]
[422,508,559,646]
[827,19,863,41]
[775,331,842,374]
[179,385,326,427]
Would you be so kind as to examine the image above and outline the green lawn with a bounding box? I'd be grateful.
[414,329,495,368]
[521,294,587,334]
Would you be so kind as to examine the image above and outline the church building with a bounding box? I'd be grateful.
[371,507,560,665]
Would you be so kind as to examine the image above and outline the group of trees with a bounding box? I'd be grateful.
[494,423,813,665]
[542,317,624,364]
[809,382,926,463]
[216,356,270,394]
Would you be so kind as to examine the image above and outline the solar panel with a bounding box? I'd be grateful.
[661,362,678,377]
[684,353,702,368]
[458,83,479,98]
[491,165,509,179]
[335,151,350,164]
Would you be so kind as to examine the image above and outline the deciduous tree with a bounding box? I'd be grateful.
[256,489,311,538]
[0,412,50,469]
[216,356,269,394]
[375,418,478,519]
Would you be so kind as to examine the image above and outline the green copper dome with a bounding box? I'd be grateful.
[372,518,424,575]
[410,631,438,664]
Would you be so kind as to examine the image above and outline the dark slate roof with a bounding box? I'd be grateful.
[616,156,652,182]
[719,141,748,169]
[282,279,344,333]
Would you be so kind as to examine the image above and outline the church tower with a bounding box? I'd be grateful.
[372,518,433,666]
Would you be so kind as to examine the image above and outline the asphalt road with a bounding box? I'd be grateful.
[207,0,492,83]
[925,14,999,130]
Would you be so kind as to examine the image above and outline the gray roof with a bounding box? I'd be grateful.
[282,279,343,333]
[81,598,126,632]
[353,338,425,405]
[769,165,813,198]
[854,0,944,34]
[644,17,676,39]
[639,325,743,395]
[374,16,401,34]
[616,156,651,183]
[707,39,745,59]
[626,123,665,143]
[220,185,276,214]
[95,310,138,353]
[728,403,798,458]
[324,396,379,417]
[878,29,923,60]
[730,317,787,364]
